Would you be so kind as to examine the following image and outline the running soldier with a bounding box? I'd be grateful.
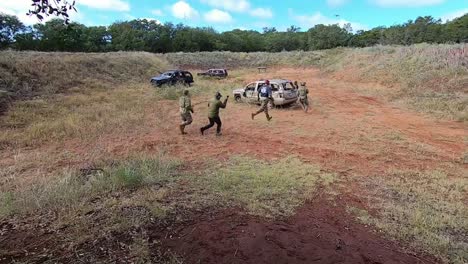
[200,92,228,136]
[178,89,194,134]
[297,82,309,112]
[251,80,273,121]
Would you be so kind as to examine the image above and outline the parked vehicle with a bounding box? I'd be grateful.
[233,79,298,107]
[150,70,194,87]
[197,69,228,78]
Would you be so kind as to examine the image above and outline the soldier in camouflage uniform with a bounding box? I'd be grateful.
[297,82,309,112]
[179,89,194,135]
[200,91,229,136]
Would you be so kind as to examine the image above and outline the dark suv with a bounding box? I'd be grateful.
[197,69,228,78]
[150,70,194,87]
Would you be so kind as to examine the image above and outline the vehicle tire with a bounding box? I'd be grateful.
[234,95,242,102]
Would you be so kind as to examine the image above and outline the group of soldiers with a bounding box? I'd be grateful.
[178,80,310,135]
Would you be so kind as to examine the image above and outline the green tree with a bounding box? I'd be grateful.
[307,24,351,50]
[444,14,468,43]
[83,26,110,52]
[34,19,86,51]
[0,13,25,49]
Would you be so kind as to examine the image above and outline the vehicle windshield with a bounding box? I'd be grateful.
[283,82,295,90]
[162,72,173,76]
[271,83,280,91]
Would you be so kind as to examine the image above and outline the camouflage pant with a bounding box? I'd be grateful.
[299,97,309,106]
[255,99,270,116]
[180,112,193,126]
[299,97,309,112]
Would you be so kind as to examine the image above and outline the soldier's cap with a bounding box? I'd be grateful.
[300,82,306,86]
[215,91,222,98]
[265,80,270,85]
[183,89,189,95]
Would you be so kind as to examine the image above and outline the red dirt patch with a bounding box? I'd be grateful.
[156,198,437,264]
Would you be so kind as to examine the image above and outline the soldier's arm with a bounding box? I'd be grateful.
[220,99,228,109]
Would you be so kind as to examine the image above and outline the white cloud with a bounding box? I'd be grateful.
[327,0,349,7]
[171,1,199,20]
[293,11,368,32]
[204,9,233,23]
[200,0,250,12]
[200,0,273,19]
[441,9,468,22]
[79,0,130,11]
[249,8,273,19]
[151,9,163,16]
[371,0,445,7]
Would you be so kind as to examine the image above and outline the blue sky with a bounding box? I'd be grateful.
[1,0,467,31]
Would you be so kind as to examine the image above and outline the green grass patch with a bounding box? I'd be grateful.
[351,170,468,264]
[0,154,181,219]
[194,156,338,218]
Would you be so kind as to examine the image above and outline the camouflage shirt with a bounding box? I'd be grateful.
[298,87,309,99]
[179,95,193,114]
[208,98,227,118]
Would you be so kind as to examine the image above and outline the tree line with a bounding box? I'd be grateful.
[1,13,467,52]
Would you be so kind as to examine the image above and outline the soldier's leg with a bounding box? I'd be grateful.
[180,114,187,134]
[253,100,267,117]
[299,99,306,111]
[214,116,222,134]
[265,100,272,121]
[180,113,187,125]
[184,113,193,125]
[201,117,215,134]
[181,113,192,126]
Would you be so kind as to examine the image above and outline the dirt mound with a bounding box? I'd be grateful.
[155,198,436,264]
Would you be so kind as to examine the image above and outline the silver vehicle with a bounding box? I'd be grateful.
[233,79,298,107]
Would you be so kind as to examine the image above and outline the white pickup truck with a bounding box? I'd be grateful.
[233,79,298,107]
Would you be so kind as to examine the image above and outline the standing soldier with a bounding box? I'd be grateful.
[251,80,273,121]
[179,89,193,135]
[297,82,309,113]
[200,91,229,136]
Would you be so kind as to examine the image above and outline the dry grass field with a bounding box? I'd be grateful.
[0,45,467,263]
